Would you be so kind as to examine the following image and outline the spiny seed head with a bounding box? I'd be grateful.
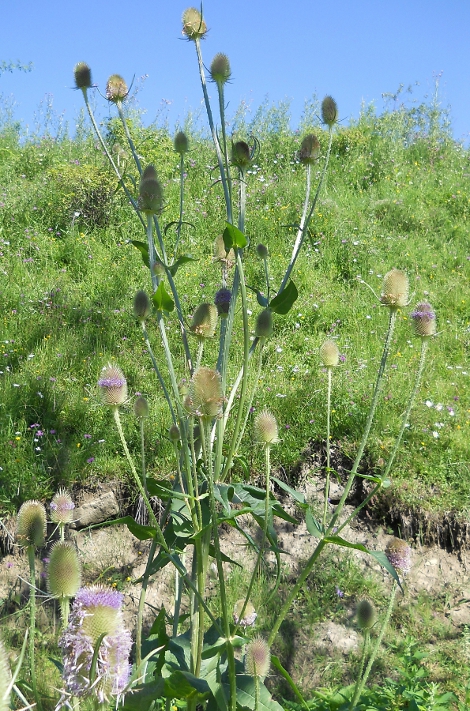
[380,269,409,308]
[138,165,164,215]
[320,339,340,367]
[254,409,279,445]
[385,537,412,575]
[231,140,251,170]
[50,488,75,525]
[233,599,257,627]
[321,96,338,127]
[16,500,46,548]
[210,53,231,84]
[186,367,224,419]
[213,234,235,267]
[133,290,151,321]
[245,637,270,679]
[299,134,320,164]
[76,586,123,641]
[182,7,207,40]
[256,243,269,259]
[98,363,128,406]
[214,288,232,317]
[0,636,11,711]
[106,74,128,103]
[190,303,218,339]
[134,396,149,418]
[255,308,273,339]
[74,62,92,90]
[169,424,180,442]
[47,541,82,599]
[411,301,436,337]
[174,131,189,155]
[356,599,376,630]
[153,261,166,277]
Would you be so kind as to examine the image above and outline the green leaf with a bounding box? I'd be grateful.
[246,285,269,308]
[168,254,197,277]
[271,477,307,507]
[163,670,210,700]
[305,510,324,538]
[89,633,106,685]
[208,544,242,568]
[324,535,403,589]
[269,280,298,315]
[131,240,150,268]
[164,220,195,236]
[152,281,174,312]
[270,655,309,709]
[101,515,158,540]
[222,675,284,711]
[122,679,165,711]
[223,222,248,250]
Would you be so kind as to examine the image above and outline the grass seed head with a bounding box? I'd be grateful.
[182,8,207,40]
[320,339,340,367]
[98,363,128,406]
[245,637,271,679]
[321,96,338,127]
[380,268,409,308]
[411,301,436,337]
[210,53,231,84]
[106,74,128,103]
[47,541,82,599]
[74,62,92,90]
[17,500,46,548]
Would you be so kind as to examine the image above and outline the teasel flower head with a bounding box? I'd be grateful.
[380,269,409,309]
[320,339,340,368]
[321,96,338,127]
[253,409,279,446]
[255,308,273,339]
[16,500,46,548]
[74,62,92,91]
[299,134,320,164]
[47,541,82,599]
[106,74,128,103]
[214,287,232,318]
[233,599,257,628]
[133,290,151,322]
[411,301,436,338]
[190,303,218,339]
[185,367,224,419]
[134,396,149,419]
[231,140,251,171]
[256,243,269,259]
[169,424,181,443]
[182,7,207,40]
[174,131,189,155]
[213,234,235,268]
[356,599,376,630]
[50,488,75,526]
[0,636,11,711]
[98,363,128,407]
[385,537,412,576]
[245,637,271,680]
[59,585,131,704]
[210,53,231,85]
[138,165,164,215]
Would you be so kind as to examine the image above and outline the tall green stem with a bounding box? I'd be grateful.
[27,546,41,711]
[323,367,333,528]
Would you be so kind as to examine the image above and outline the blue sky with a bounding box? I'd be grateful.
[1,0,469,142]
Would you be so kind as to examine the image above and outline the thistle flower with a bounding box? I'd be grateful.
[255,308,273,339]
[59,585,131,704]
[98,363,128,406]
[385,537,412,575]
[214,287,232,317]
[182,7,207,40]
[106,74,128,103]
[380,269,409,308]
[16,500,46,548]
[299,134,320,164]
[411,301,436,338]
[320,339,340,367]
[185,367,224,419]
[321,96,338,127]
[133,290,151,321]
[256,243,269,259]
[74,62,92,90]
[138,165,164,215]
[0,636,11,711]
[356,599,376,630]
[134,396,149,418]
[210,53,231,85]
[47,541,82,599]
[245,637,270,680]
[174,131,189,155]
[190,303,218,338]
[50,488,75,526]
[253,410,279,446]
[233,599,257,628]
[231,141,251,170]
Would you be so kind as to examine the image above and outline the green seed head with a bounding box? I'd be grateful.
[231,140,251,170]
[47,541,82,599]
[169,424,181,442]
[321,96,338,127]
[106,74,128,103]
[174,131,189,155]
[210,53,231,85]
[186,367,224,419]
[79,586,122,642]
[254,409,279,445]
[138,165,164,215]
[74,62,92,90]
[255,308,273,339]
[256,243,269,259]
[134,396,149,419]
[411,301,436,338]
[190,303,218,339]
[299,134,320,164]
[50,488,75,525]
[356,599,376,630]
[98,363,128,406]
[245,637,270,679]
[320,339,340,367]
[0,636,11,711]
[182,7,207,40]
[17,500,46,548]
[133,290,151,321]
[380,269,409,308]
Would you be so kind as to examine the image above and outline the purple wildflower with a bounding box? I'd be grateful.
[385,538,412,576]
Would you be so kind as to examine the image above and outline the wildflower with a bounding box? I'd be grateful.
[185,367,224,419]
[214,288,232,317]
[16,501,46,548]
[106,74,128,103]
[411,301,436,338]
[50,489,75,525]
[385,538,412,575]
[253,410,279,446]
[233,599,257,628]
[319,339,340,367]
[98,364,127,406]
[245,637,270,680]
[182,7,207,40]
[380,269,409,308]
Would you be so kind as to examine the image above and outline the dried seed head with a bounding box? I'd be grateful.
[233,599,257,627]
[320,339,340,367]
[380,269,409,308]
[356,599,376,630]
[47,541,82,599]
[174,131,189,155]
[138,165,164,215]
[213,234,235,267]
[321,96,338,127]
[231,140,251,170]
[411,301,436,338]
[182,7,207,40]
[245,637,270,679]
[134,396,149,419]
[256,243,269,259]
[0,636,11,711]
[169,424,181,442]
[133,290,151,321]
[255,308,273,339]
[190,303,218,338]
[210,53,231,84]
[214,288,232,317]
[98,363,128,406]
[385,537,412,575]
[186,367,224,419]
[253,409,279,445]
[17,500,46,548]
[299,134,320,164]
[50,489,75,525]
[106,74,128,103]
[74,62,92,90]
